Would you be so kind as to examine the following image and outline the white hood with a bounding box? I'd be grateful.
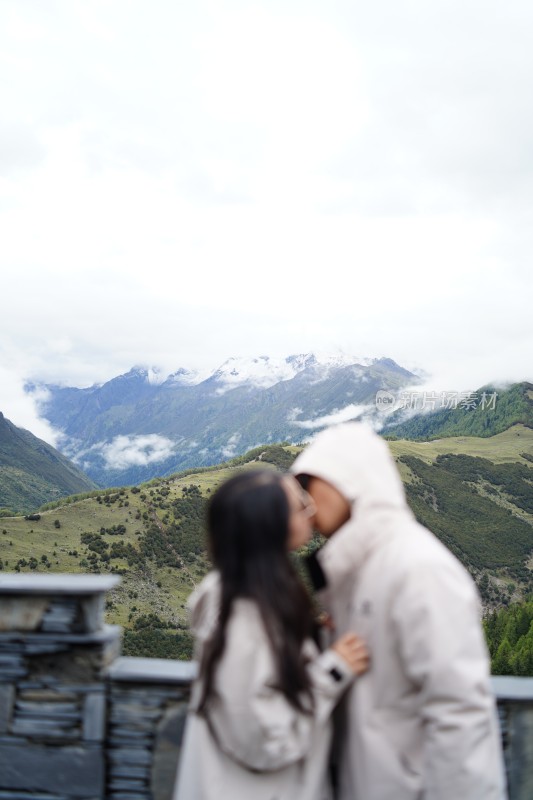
[291,422,406,512]
[291,422,415,581]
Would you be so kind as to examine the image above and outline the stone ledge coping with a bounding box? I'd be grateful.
[492,676,533,701]
[106,667,533,694]
[0,624,122,645]
[107,657,198,684]
[0,575,121,595]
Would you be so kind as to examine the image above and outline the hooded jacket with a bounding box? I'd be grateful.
[291,422,506,800]
[173,571,355,800]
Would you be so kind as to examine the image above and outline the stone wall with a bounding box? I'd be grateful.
[0,576,121,799]
[106,658,196,800]
[0,575,194,800]
[1,575,533,800]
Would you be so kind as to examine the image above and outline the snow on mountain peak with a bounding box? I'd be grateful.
[210,352,378,391]
[211,356,299,389]
[122,353,380,393]
[146,367,167,385]
[128,365,168,385]
[311,352,377,370]
[165,367,208,386]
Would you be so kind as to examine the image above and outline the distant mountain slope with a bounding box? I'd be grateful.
[0,412,97,513]
[32,353,419,486]
[382,382,533,441]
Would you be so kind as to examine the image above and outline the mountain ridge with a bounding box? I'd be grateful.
[0,412,97,513]
[31,353,419,486]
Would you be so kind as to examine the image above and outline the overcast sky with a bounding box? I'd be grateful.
[1,0,532,441]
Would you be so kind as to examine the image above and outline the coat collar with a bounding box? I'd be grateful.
[317,503,416,585]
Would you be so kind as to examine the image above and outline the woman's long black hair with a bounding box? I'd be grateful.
[197,469,314,714]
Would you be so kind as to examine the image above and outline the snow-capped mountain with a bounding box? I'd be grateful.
[31,353,420,486]
[207,353,376,391]
[118,353,382,392]
[164,367,209,386]
[126,365,168,385]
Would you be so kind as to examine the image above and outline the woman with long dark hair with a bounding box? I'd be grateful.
[173,469,369,800]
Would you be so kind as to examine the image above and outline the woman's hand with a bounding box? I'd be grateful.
[331,632,369,676]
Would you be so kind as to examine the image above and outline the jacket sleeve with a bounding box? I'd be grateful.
[391,561,507,800]
[202,608,354,773]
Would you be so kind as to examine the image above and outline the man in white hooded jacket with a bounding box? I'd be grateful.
[291,422,507,800]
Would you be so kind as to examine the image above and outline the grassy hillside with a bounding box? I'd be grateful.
[0,412,97,514]
[399,455,533,571]
[383,381,533,441]
[1,434,532,659]
[391,425,533,607]
[0,444,296,658]
[389,423,533,467]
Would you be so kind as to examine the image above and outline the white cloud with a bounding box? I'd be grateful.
[290,404,367,430]
[84,434,177,471]
[0,365,59,445]
[220,433,241,459]
[0,0,531,422]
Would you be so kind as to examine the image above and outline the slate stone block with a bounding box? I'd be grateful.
[110,740,153,752]
[15,711,80,724]
[10,721,79,740]
[0,743,104,796]
[0,792,69,799]
[151,704,188,800]
[108,779,147,791]
[0,686,14,734]
[18,689,78,702]
[109,729,154,741]
[41,600,79,634]
[15,701,78,715]
[110,765,150,780]
[111,704,162,721]
[0,670,27,683]
[108,747,152,766]
[110,794,149,800]
[507,703,533,800]
[82,693,106,742]
[24,644,70,656]
[0,657,24,667]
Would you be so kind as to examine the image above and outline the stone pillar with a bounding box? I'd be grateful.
[106,657,196,800]
[0,574,121,800]
[493,676,533,800]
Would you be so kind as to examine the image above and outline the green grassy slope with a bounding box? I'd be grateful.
[389,423,533,467]
[0,444,295,657]
[383,382,533,441]
[390,425,533,606]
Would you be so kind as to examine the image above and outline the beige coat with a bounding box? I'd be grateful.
[292,422,507,800]
[173,571,355,800]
